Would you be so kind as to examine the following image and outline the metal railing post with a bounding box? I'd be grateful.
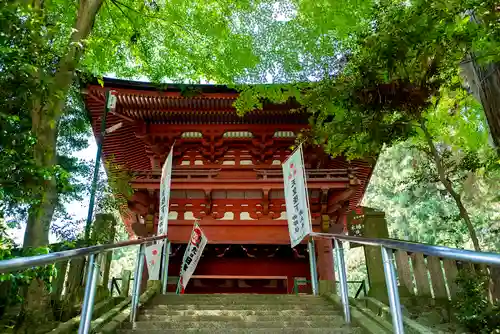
[381,246,405,334]
[130,244,145,323]
[334,239,351,324]
[130,245,141,322]
[78,253,100,334]
[307,238,319,296]
[161,240,170,294]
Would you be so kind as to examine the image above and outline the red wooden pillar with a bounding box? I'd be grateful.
[141,256,149,293]
[316,237,336,294]
[287,276,295,294]
[316,238,334,280]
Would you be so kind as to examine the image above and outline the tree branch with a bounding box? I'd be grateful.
[110,0,135,28]
[104,1,118,34]
[111,0,195,38]
[420,117,481,251]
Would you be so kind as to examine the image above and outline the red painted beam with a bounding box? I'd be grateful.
[167,224,322,244]
[88,85,238,99]
[147,123,305,133]
[169,258,310,277]
[132,179,352,191]
[168,218,321,226]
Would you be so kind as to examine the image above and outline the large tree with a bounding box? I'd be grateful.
[2,0,271,249]
[235,0,500,154]
[0,3,89,238]
[19,0,104,248]
[364,96,500,251]
[5,0,500,250]
[232,0,500,250]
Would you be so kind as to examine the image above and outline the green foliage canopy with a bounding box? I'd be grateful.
[235,0,500,158]
[363,92,500,251]
[0,3,90,225]
[0,0,278,246]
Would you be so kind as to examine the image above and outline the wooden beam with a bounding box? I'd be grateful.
[81,89,104,103]
[167,218,321,226]
[169,258,309,278]
[167,224,323,244]
[109,110,136,123]
[88,85,238,99]
[148,123,305,133]
[193,275,287,280]
[132,179,352,191]
[327,187,358,207]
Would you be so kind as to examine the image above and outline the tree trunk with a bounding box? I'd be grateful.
[420,119,482,251]
[15,279,54,334]
[24,0,104,249]
[461,56,500,150]
[23,110,58,248]
[459,13,500,150]
[20,0,105,331]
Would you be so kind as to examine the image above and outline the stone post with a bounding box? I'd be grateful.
[120,270,132,297]
[61,257,85,320]
[51,260,68,302]
[490,266,500,303]
[65,258,85,299]
[91,213,117,288]
[101,252,113,288]
[362,207,389,301]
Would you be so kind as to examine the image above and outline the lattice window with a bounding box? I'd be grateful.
[273,131,295,138]
[222,131,253,138]
[181,131,203,138]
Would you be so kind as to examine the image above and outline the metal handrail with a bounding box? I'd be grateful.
[311,232,500,334]
[311,232,500,266]
[0,234,168,274]
[292,279,366,298]
[4,230,499,334]
[0,233,171,334]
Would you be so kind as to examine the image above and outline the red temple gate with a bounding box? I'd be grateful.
[83,78,373,294]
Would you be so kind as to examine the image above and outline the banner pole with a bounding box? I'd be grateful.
[175,279,181,295]
[176,241,188,295]
[177,244,188,295]
[161,239,170,294]
[300,144,318,295]
[308,237,319,296]
[84,90,111,244]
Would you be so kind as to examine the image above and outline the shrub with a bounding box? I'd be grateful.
[454,269,500,334]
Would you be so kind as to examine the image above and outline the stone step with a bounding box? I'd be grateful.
[149,300,330,306]
[150,296,328,305]
[154,294,317,298]
[142,303,334,311]
[140,309,339,317]
[118,327,364,334]
[149,294,321,299]
[122,319,349,330]
[137,314,341,322]
[150,294,319,297]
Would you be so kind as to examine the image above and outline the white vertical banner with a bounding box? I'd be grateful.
[158,145,174,236]
[145,243,162,280]
[282,144,312,247]
[178,222,208,293]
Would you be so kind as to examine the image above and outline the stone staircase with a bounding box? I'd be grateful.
[118,294,365,333]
